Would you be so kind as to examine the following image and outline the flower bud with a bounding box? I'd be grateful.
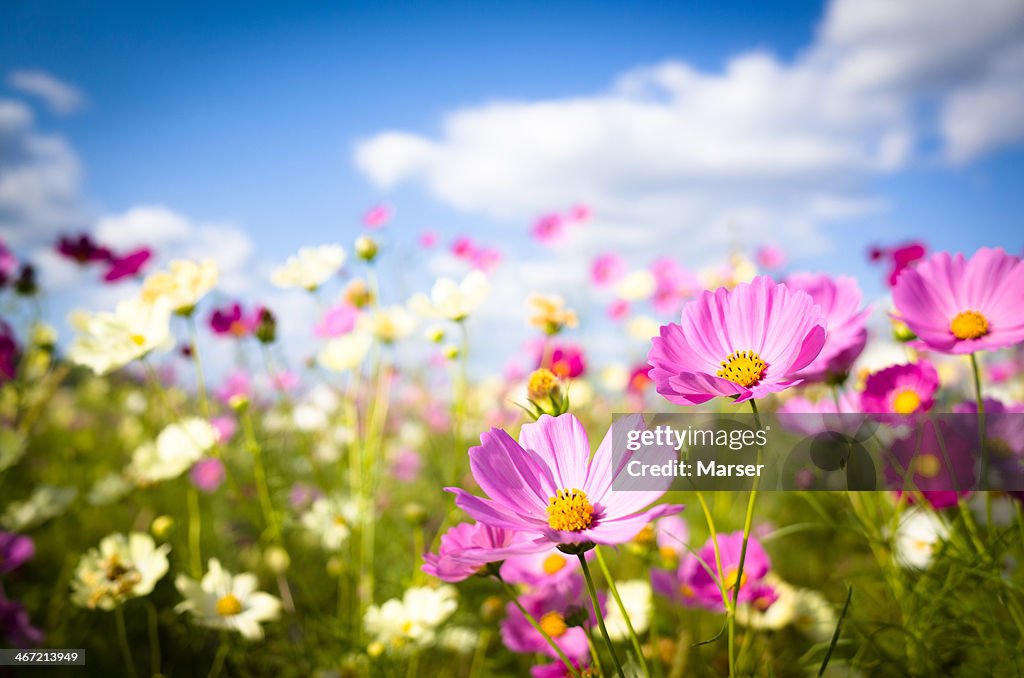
[265,545,291,574]
[354,236,379,262]
[151,515,175,539]
[255,307,277,344]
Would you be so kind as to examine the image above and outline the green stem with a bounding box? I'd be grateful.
[578,553,626,678]
[187,486,202,578]
[187,314,210,420]
[969,354,991,523]
[146,601,162,677]
[594,547,649,676]
[242,410,281,542]
[728,399,765,678]
[207,633,230,678]
[501,580,580,678]
[115,605,138,678]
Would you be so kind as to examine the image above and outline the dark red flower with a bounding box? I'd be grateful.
[56,233,112,265]
[103,248,152,282]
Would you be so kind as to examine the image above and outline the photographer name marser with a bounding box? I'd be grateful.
[626,459,765,478]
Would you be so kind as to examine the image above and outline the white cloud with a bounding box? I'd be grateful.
[93,205,255,293]
[0,99,84,244]
[7,70,86,115]
[354,0,1024,264]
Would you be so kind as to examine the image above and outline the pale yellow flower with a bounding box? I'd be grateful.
[68,298,173,375]
[271,245,346,291]
[526,293,578,335]
[140,259,218,313]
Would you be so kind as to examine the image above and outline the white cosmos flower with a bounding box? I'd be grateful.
[360,306,416,343]
[364,585,458,651]
[71,532,170,610]
[175,558,281,641]
[271,244,346,291]
[409,271,490,321]
[614,270,656,301]
[140,258,219,313]
[736,577,835,641]
[892,509,950,569]
[129,418,217,484]
[300,495,361,551]
[67,298,173,375]
[1,485,77,531]
[318,331,372,372]
[604,580,652,641]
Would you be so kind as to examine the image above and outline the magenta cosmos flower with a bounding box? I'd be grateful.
[686,532,772,610]
[448,414,683,547]
[647,276,826,405]
[785,273,870,382]
[502,574,597,662]
[422,522,538,583]
[103,247,152,282]
[861,362,939,415]
[892,247,1024,354]
[0,532,34,574]
[591,253,626,286]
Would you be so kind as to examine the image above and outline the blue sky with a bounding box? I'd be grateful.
[2,0,1023,377]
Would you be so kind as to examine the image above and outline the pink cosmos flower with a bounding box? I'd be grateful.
[210,416,237,443]
[755,244,786,270]
[531,661,589,678]
[103,247,152,282]
[531,213,566,245]
[892,247,1024,354]
[683,532,772,610]
[591,254,626,286]
[566,203,591,222]
[500,547,582,588]
[56,233,112,265]
[448,413,684,547]
[607,299,630,322]
[418,229,439,248]
[648,276,826,405]
[650,258,701,315]
[216,370,252,405]
[860,362,939,415]
[0,600,44,649]
[0,240,16,287]
[626,364,652,396]
[272,370,299,392]
[391,448,422,483]
[422,522,538,583]
[529,340,586,378]
[0,322,18,384]
[451,236,478,260]
[0,532,34,574]
[362,203,393,229]
[886,241,927,287]
[888,419,974,509]
[472,247,502,273]
[190,458,226,493]
[785,273,870,382]
[654,515,690,562]
[314,303,358,338]
[209,302,260,337]
[501,574,597,662]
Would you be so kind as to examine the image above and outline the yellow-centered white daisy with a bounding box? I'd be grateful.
[270,244,346,291]
[71,532,170,610]
[67,298,173,375]
[409,270,490,321]
[175,558,282,641]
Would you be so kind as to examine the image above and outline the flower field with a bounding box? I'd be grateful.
[1,226,1023,678]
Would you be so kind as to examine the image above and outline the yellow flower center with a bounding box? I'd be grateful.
[633,524,654,545]
[679,583,695,599]
[542,553,567,575]
[539,611,568,638]
[215,593,243,617]
[528,369,559,400]
[333,515,348,527]
[914,454,942,479]
[950,310,990,340]
[722,567,748,591]
[716,350,766,388]
[129,334,147,347]
[892,389,922,415]
[546,489,594,532]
